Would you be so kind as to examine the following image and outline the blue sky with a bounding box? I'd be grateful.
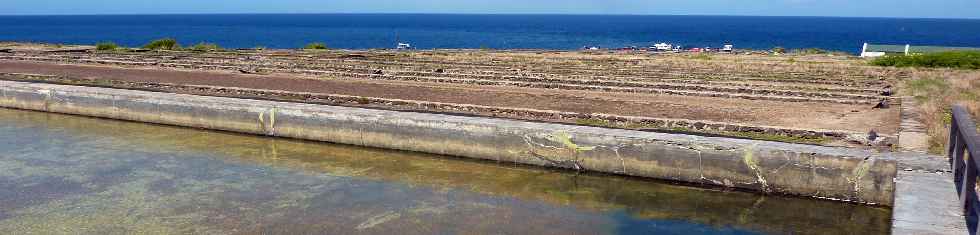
[3,0,979,19]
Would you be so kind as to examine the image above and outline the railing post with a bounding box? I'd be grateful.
[969,151,980,235]
[949,105,980,234]
[955,135,967,196]
[952,116,961,167]
[962,153,977,214]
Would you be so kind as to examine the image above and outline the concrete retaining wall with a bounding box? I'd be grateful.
[0,80,897,205]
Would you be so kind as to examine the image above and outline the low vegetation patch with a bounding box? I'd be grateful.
[305,42,328,50]
[771,47,787,54]
[575,118,612,127]
[903,72,980,153]
[907,77,950,103]
[792,48,827,55]
[191,42,221,52]
[143,38,180,50]
[724,130,829,145]
[872,51,980,69]
[95,42,119,51]
[690,53,712,60]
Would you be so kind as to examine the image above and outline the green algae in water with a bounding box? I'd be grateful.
[0,108,891,234]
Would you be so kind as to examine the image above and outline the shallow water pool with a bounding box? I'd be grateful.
[0,108,890,234]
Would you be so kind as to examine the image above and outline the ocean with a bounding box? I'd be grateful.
[1,14,979,53]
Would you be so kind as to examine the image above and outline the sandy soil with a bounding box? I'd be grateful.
[0,60,900,134]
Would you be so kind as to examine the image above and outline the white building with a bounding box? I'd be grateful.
[722,43,734,53]
[860,43,905,57]
[861,42,980,58]
[396,43,413,50]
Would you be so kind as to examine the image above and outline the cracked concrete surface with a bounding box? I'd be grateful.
[898,97,931,152]
[892,171,968,234]
[890,151,967,234]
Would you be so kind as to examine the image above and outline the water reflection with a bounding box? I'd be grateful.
[0,108,890,234]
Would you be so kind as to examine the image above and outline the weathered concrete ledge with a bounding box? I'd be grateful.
[0,80,897,205]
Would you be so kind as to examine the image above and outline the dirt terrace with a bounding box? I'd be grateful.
[0,61,898,132]
[0,46,902,146]
[0,50,904,97]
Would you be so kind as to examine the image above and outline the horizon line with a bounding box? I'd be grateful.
[0,12,978,20]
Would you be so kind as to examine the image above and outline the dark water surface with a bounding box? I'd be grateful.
[1,14,979,53]
[0,108,890,234]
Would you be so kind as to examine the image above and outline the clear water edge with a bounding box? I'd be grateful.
[0,107,891,234]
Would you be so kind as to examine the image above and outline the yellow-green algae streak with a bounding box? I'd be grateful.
[0,108,891,234]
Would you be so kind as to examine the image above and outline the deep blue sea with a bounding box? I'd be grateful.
[1,14,979,53]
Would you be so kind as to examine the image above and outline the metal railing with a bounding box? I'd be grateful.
[950,105,980,234]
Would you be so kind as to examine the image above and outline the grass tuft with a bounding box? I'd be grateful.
[143,38,179,50]
[771,47,786,54]
[190,42,221,52]
[575,118,612,127]
[725,131,829,144]
[95,42,119,51]
[305,42,328,50]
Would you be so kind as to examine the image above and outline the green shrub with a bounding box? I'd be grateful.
[191,42,221,52]
[792,48,827,55]
[871,51,980,69]
[772,47,786,54]
[143,38,179,50]
[305,42,328,50]
[95,42,119,51]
